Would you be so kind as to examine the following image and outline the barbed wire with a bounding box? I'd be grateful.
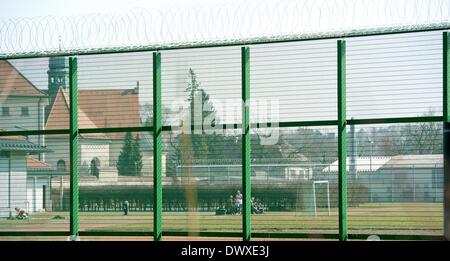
[1,0,450,58]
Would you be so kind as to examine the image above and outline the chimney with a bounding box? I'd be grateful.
[134,81,140,94]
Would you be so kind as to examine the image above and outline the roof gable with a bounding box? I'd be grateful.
[46,87,140,139]
[383,154,442,168]
[323,154,443,173]
[27,156,51,169]
[323,156,392,173]
[0,60,47,97]
[45,87,107,138]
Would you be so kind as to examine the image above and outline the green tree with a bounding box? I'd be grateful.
[140,102,173,127]
[186,68,217,129]
[167,68,226,176]
[346,108,442,157]
[186,69,220,159]
[133,134,143,176]
[117,132,143,176]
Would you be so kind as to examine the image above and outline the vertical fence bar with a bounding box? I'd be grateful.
[69,57,79,240]
[445,32,450,122]
[153,52,163,241]
[242,46,251,241]
[337,40,348,241]
[443,32,450,240]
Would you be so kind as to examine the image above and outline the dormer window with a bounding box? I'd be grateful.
[2,107,10,116]
[21,107,29,116]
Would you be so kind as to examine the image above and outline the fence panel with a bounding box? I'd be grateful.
[0,29,448,240]
[160,47,243,235]
[75,52,154,233]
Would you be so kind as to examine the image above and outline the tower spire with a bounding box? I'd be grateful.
[46,56,69,119]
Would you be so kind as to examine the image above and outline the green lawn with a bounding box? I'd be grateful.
[0,203,443,235]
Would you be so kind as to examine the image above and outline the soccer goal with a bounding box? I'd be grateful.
[312,180,331,217]
[295,180,331,216]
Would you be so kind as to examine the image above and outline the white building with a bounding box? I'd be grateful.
[0,60,48,157]
[321,155,443,202]
[0,136,51,218]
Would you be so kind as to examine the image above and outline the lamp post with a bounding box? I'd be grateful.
[369,139,374,172]
[8,151,12,218]
[368,139,374,203]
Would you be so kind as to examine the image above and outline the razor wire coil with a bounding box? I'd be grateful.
[0,0,450,57]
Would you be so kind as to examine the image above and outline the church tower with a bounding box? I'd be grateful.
[47,56,69,105]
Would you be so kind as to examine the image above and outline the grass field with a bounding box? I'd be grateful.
[0,203,443,237]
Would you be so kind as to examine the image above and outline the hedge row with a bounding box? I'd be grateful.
[51,181,369,212]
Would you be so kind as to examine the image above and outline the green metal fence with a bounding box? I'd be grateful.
[0,29,449,241]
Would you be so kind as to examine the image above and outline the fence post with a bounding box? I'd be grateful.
[69,57,79,240]
[153,51,163,241]
[412,164,416,202]
[312,183,317,217]
[443,31,450,241]
[337,40,348,241]
[242,46,251,241]
[327,182,331,216]
[391,169,394,202]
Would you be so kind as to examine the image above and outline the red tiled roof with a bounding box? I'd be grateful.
[0,60,47,97]
[45,88,107,138]
[1,61,140,140]
[78,89,140,127]
[27,156,51,169]
[45,87,140,139]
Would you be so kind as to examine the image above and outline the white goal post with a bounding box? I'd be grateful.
[312,180,331,217]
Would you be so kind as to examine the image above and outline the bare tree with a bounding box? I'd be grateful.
[401,108,442,154]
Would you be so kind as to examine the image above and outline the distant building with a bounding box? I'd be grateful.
[322,154,443,202]
[0,135,51,218]
[44,56,145,176]
[1,57,160,178]
[0,61,48,158]
[173,157,311,185]
[378,155,442,203]
[1,56,166,215]
[322,156,391,174]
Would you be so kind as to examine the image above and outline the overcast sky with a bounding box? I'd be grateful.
[0,0,224,18]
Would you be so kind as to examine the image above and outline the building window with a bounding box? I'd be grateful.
[2,107,10,116]
[21,107,29,116]
[57,160,66,171]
